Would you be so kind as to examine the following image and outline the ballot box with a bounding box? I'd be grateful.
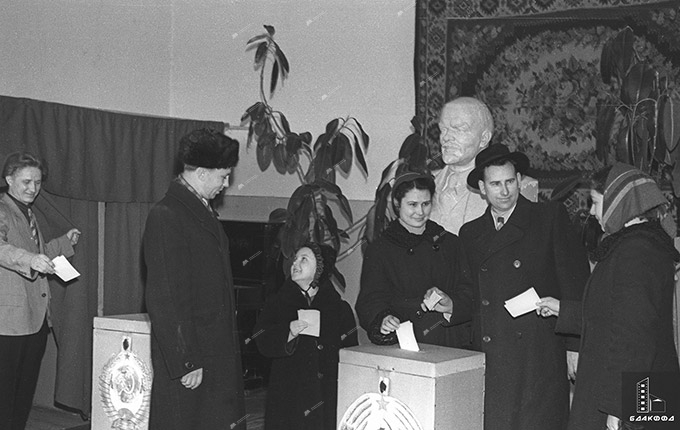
[92,314,153,430]
[337,344,485,430]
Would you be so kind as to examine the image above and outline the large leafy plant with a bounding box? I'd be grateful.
[596,26,680,194]
[240,26,370,288]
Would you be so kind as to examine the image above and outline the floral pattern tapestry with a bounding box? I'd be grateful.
[415,0,680,235]
[416,0,680,179]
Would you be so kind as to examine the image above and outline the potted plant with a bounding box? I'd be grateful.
[240,26,370,289]
[596,26,680,194]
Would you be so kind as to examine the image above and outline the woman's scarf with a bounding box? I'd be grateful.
[601,162,674,238]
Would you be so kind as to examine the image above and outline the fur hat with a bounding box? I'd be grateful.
[178,128,239,169]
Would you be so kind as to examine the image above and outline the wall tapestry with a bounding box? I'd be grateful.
[416,0,680,183]
[415,0,680,236]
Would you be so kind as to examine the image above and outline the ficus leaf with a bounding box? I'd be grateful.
[268,208,289,223]
[660,93,680,152]
[256,133,275,171]
[275,45,290,77]
[254,42,268,69]
[246,33,268,46]
[672,151,680,197]
[286,151,298,175]
[279,112,291,134]
[264,25,275,36]
[286,133,302,154]
[273,144,288,174]
[313,217,324,243]
[615,116,631,163]
[611,26,635,80]
[270,60,279,96]
[300,132,312,145]
[326,118,339,136]
[621,62,655,106]
[354,139,368,175]
[600,38,613,85]
[337,133,352,175]
[331,267,346,292]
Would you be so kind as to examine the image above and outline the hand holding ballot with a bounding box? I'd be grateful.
[504,287,540,318]
[535,296,560,318]
[421,287,453,314]
[52,255,80,282]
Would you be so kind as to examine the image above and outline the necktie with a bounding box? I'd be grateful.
[496,216,505,231]
[27,208,39,246]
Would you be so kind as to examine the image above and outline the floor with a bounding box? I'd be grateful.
[26,388,266,430]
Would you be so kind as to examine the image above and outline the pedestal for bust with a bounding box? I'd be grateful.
[337,343,485,430]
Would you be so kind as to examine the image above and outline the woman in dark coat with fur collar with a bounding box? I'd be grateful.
[538,163,680,430]
[254,243,357,430]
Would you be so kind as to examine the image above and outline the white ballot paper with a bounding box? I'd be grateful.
[504,287,540,318]
[52,255,80,282]
[423,290,443,311]
[396,321,420,352]
[297,309,320,337]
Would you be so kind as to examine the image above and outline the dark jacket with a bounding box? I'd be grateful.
[559,222,680,429]
[356,220,474,347]
[458,195,590,430]
[254,277,358,430]
[143,181,245,430]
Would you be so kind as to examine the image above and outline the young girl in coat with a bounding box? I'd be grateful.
[254,242,358,430]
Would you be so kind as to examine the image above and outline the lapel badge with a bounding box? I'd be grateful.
[513,259,521,269]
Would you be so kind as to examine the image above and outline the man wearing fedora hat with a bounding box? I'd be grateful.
[458,144,589,430]
[143,128,246,429]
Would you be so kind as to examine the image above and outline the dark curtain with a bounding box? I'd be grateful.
[35,191,99,412]
[0,95,224,414]
[104,201,155,315]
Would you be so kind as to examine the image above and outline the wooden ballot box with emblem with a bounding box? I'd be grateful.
[337,344,485,430]
[92,313,153,430]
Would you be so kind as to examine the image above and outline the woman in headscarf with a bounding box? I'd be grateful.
[537,163,680,430]
[254,242,357,430]
[356,169,473,347]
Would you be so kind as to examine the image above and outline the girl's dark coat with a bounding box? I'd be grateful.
[254,277,358,430]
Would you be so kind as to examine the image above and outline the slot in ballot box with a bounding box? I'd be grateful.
[92,314,153,430]
[337,344,484,430]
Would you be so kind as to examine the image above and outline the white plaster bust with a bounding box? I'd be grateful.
[430,97,537,234]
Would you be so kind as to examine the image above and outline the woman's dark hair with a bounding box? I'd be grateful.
[2,152,46,179]
[392,174,435,213]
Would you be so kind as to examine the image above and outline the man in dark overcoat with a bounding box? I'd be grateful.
[458,144,589,430]
[143,129,245,429]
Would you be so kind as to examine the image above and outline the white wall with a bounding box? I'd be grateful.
[1,1,415,407]
[0,0,415,200]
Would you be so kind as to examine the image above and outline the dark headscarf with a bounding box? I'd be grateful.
[303,242,337,290]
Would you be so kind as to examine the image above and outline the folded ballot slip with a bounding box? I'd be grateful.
[504,287,540,318]
[423,290,443,311]
[52,255,80,282]
[396,321,420,352]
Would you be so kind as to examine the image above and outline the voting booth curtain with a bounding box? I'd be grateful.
[0,95,223,414]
